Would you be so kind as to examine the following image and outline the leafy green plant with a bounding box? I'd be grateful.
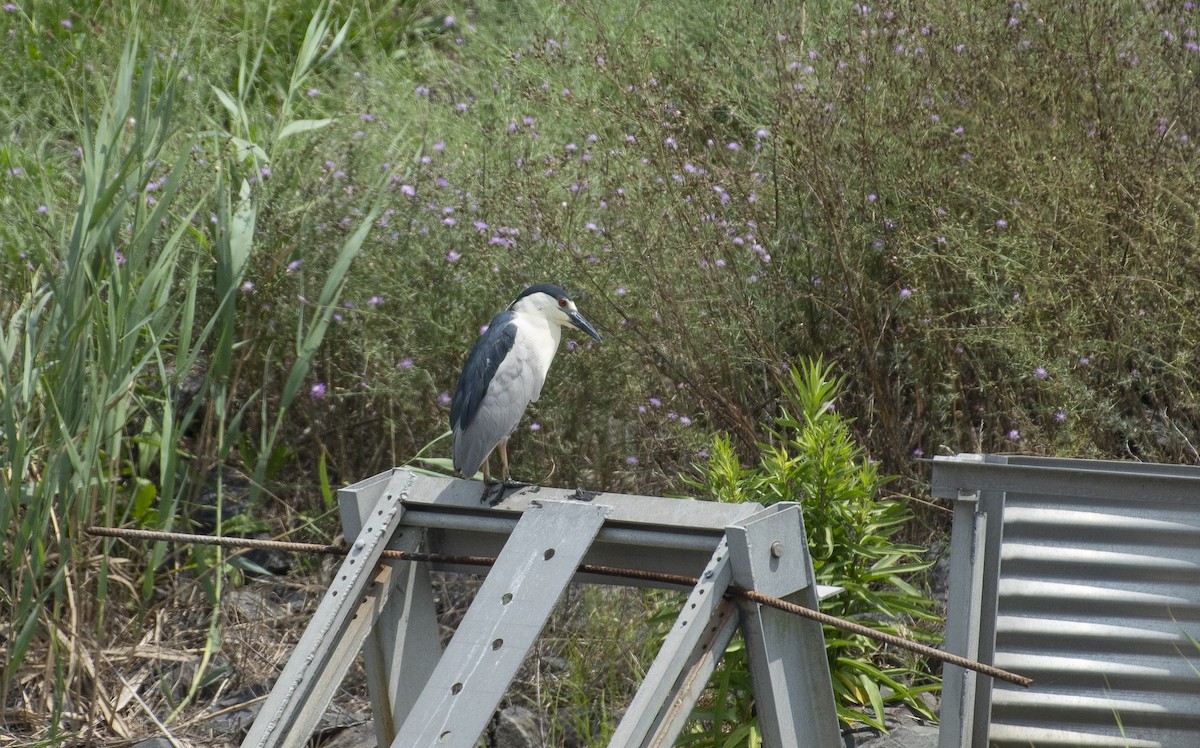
[0,3,387,730]
[686,359,939,738]
[0,36,200,728]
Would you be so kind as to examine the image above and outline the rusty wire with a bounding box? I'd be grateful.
[87,524,1033,688]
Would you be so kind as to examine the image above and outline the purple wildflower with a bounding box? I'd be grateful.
[310,383,327,400]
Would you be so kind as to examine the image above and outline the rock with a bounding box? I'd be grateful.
[492,705,544,748]
[917,690,939,717]
[842,705,940,748]
[225,587,289,619]
[315,721,377,748]
[240,545,296,576]
[849,720,940,748]
[223,582,310,620]
[310,710,372,746]
[207,691,263,736]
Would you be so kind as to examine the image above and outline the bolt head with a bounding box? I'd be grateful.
[770,540,784,558]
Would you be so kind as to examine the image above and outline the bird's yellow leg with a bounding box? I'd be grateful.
[498,437,531,489]
[479,453,499,504]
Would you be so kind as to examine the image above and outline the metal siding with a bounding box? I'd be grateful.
[934,456,1200,748]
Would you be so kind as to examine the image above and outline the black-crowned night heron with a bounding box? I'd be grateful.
[451,284,601,502]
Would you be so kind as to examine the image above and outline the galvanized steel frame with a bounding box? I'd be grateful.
[934,453,1200,748]
[241,468,841,747]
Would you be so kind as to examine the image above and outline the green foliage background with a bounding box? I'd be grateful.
[3,0,1200,741]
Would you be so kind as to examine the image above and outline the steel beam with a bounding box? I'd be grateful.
[240,470,414,748]
[726,504,840,748]
[390,499,611,747]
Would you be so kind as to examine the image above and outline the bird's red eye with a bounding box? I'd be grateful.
[558,298,569,308]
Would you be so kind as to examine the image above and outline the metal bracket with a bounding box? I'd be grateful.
[609,538,739,747]
[390,498,611,747]
[340,472,441,744]
[726,503,841,747]
[241,470,414,748]
[245,470,843,748]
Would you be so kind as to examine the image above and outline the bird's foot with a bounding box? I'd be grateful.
[480,479,535,507]
[480,480,505,505]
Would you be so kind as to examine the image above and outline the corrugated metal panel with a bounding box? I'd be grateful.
[933,455,1200,748]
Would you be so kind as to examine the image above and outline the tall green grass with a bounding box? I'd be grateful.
[0,37,195,723]
[0,1,388,730]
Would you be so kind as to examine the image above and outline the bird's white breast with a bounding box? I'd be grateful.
[506,311,561,402]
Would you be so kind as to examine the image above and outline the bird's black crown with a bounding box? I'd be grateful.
[510,283,571,308]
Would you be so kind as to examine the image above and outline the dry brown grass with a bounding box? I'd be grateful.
[3,556,657,747]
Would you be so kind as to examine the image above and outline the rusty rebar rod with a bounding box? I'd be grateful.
[87,524,1033,688]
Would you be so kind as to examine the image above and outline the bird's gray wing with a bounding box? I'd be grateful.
[452,312,517,476]
[456,343,542,474]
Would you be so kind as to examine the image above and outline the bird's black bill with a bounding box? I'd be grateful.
[568,311,602,342]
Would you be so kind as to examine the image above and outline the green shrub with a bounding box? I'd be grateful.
[686,359,939,738]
